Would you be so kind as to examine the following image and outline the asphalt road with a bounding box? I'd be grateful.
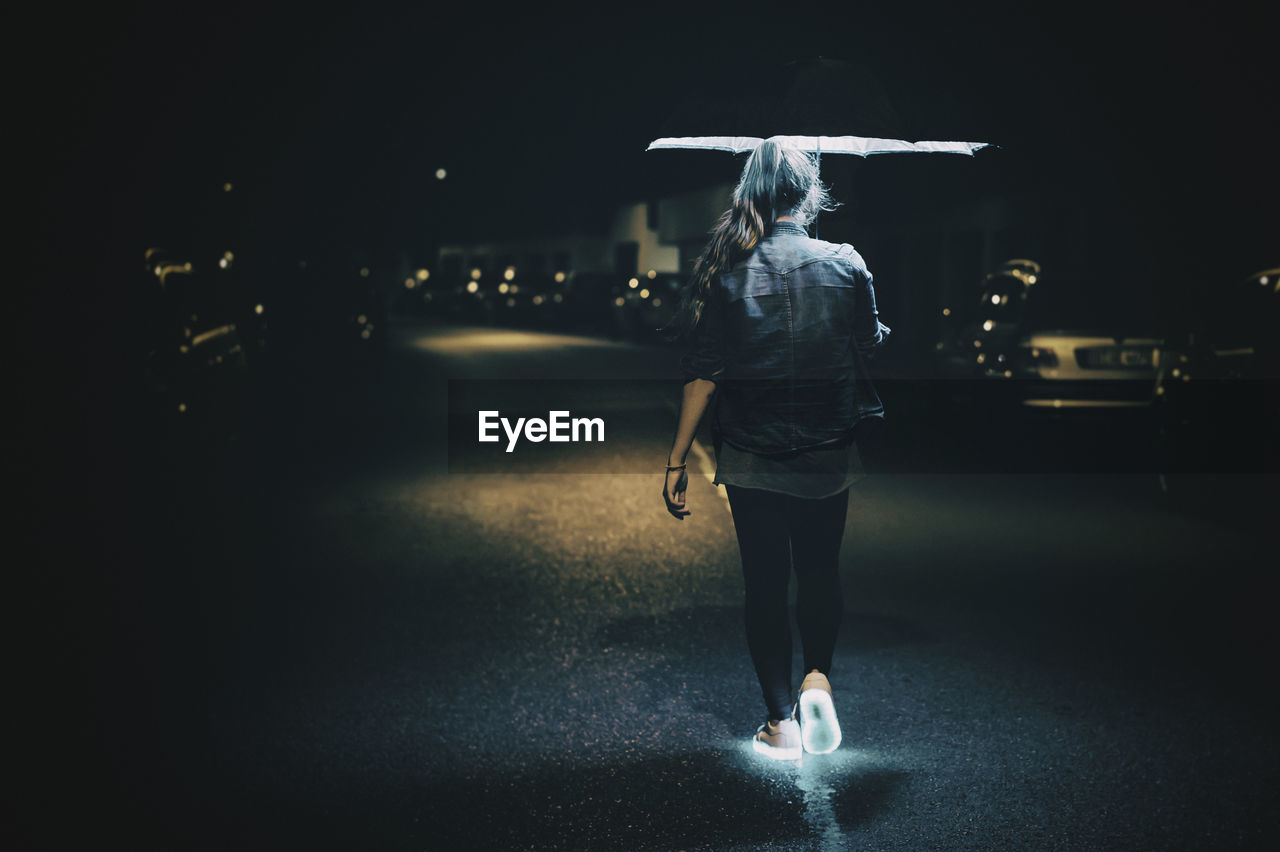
[24,318,1277,850]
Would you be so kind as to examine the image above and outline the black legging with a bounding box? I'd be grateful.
[724,484,850,721]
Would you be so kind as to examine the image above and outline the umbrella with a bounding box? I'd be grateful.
[646,135,990,156]
[646,58,993,236]
[647,57,993,157]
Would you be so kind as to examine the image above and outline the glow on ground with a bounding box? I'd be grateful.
[1023,399,1150,408]
[411,328,632,354]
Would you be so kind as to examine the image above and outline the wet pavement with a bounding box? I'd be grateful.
[25,318,1277,850]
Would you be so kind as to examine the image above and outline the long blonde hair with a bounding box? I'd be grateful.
[663,138,837,339]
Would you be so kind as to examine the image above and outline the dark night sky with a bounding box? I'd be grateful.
[18,1,1276,275]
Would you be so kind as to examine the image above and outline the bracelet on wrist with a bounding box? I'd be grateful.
[666,463,687,471]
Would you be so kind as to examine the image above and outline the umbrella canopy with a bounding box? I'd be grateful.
[646,135,990,156]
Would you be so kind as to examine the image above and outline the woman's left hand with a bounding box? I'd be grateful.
[663,468,691,519]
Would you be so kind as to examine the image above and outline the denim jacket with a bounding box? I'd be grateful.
[680,220,891,455]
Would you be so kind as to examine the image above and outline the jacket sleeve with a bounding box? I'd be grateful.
[852,263,892,358]
[679,282,726,384]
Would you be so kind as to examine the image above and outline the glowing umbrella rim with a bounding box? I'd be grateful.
[646,135,992,157]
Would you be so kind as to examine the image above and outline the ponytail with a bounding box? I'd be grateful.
[659,198,760,338]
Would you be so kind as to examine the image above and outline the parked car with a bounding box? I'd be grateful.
[934,258,1165,472]
[1010,329,1162,410]
[937,259,1163,411]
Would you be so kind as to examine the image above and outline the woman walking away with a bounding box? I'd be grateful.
[661,137,891,760]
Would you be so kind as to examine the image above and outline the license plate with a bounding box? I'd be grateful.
[1077,347,1154,369]
[1119,349,1153,367]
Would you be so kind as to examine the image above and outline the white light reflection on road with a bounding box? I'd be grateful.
[733,740,892,848]
[795,752,852,850]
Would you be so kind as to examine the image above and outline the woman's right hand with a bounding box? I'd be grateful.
[663,467,691,520]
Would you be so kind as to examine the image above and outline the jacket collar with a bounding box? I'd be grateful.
[771,220,807,236]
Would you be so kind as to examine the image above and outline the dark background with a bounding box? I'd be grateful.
[19,1,1276,248]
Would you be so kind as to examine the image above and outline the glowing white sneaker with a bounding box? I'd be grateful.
[752,715,802,761]
[798,670,841,754]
